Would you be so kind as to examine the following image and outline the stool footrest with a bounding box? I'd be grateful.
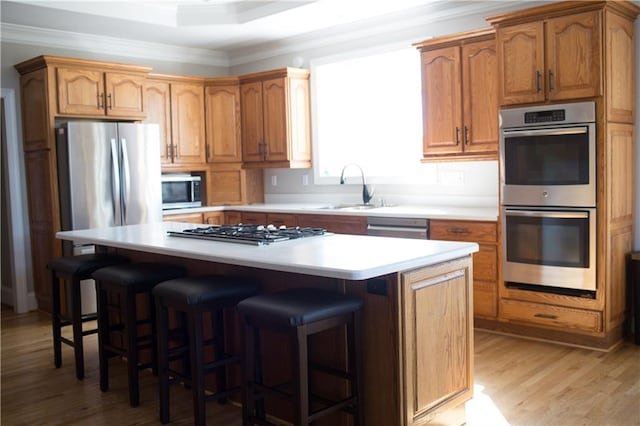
[309,396,358,423]
[309,362,352,380]
[204,355,240,373]
[204,386,240,403]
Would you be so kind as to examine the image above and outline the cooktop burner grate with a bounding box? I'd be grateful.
[167,224,329,246]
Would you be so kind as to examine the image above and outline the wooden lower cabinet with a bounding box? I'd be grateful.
[162,212,204,223]
[266,213,297,228]
[500,299,602,333]
[430,219,498,319]
[203,212,224,225]
[399,256,474,424]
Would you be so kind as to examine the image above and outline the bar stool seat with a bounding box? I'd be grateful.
[92,262,186,407]
[153,275,259,426]
[47,253,129,380]
[238,288,364,426]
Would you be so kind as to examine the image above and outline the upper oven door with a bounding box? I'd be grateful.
[500,124,596,207]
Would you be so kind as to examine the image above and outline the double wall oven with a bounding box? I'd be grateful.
[500,101,596,296]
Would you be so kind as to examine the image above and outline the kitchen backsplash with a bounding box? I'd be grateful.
[263,161,499,208]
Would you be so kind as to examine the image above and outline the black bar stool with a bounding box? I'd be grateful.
[237,288,364,426]
[153,275,259,425]
[92,262,186,407]
[47,253,129,380]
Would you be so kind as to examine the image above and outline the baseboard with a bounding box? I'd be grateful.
[0,288,39,313]
[1,286,13,308]
[27,291,38,311]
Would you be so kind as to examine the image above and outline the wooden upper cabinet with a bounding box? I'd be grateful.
[496,22,545,105]
[205,82,242,163]
[421,46,462,155]
[56,67,146,118]
[604,10,635,123]
[545,11,601,101]
[240,68,311,169]
[143,79,172,164]
[416,29,497,160]
[170,82,206,164]
[492,10,601,105]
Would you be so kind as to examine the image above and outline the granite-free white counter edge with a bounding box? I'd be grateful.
[163,203,498,221]
[57,222,479,281]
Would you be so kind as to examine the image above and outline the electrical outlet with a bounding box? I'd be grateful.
[302,174,309,186]
[271,175,277,186]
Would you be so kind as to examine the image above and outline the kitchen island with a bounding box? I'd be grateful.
[57,222,478,426]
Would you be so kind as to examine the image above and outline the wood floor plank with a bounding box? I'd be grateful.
[2,305,639,425]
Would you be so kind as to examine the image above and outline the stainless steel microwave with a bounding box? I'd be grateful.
[161,174,202,209]
[499,101,596,208]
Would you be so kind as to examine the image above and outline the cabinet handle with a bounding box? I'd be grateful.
[166,145,170,158]
[262,142,268,160]
[464,126,469,145]
[107,93,112,109]
[536,71,542,93]
[206,144,210,160]
[455,127,460,145]
[447,228,471,235]
[98,93,104,108]
[548,70,554,92]
[174,145,179,158]
[534,313,558,320]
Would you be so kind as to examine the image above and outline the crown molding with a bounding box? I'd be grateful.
[0,23,230,67]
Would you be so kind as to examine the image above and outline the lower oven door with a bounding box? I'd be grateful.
[502,207,596,292]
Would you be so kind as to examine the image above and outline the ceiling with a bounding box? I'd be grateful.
[1,0,561,67]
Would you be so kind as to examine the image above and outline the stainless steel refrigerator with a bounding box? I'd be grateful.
[56,121,163,312]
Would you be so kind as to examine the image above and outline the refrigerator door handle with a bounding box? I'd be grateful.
[110,138,122,225]
[121,137,131,223]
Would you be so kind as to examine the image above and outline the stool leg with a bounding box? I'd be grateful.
[241,323,256,426]
[348,312,364,426]
[51,271,62,369]
[189,310,206,426]
[292,325,310,426]
[96,281,110,392]
[213,308,227,401]
[156,298,171,424]
[71,278,84,380]
[149,292,158,376]
[124,289,140,407]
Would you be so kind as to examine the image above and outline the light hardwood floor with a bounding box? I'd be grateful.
[1,305,639,425]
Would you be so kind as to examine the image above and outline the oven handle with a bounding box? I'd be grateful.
[502,127,587,137]
[505,209,589,219]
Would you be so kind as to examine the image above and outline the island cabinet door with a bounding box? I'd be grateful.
[399,256,474,424]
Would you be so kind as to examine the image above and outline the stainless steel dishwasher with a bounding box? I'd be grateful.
[367,216,429,239]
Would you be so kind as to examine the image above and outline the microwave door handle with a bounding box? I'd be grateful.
[505,210,589,219]
[502,127,588,138]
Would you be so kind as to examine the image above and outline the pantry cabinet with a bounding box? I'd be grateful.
[415,29,498,160]
[144,75,206,165]
[490,9,601,105]
[240,68,312,168]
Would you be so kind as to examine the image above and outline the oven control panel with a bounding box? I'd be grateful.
[524,109,566,124]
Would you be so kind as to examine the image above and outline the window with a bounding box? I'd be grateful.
[311,46,423,184]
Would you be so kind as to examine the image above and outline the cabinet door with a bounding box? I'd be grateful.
[296,214,367,235]
[421,46,463,156]
[104,72,145,118]
[143,80,172,164]
[262,77,289,162]
[400,258,473,421]
[462,39,498,155]
[171,82,206,164]
[287,76,312,166]
[266,213,297,228]
[205,85,242,163]
[20,69,51,151]
[56,67,105,116]
[545,11,601,101]
[203,212,225,225]
[241,212,267,225]
[241,81,265,162]
[497,22,545,105]
[207,166,245,205]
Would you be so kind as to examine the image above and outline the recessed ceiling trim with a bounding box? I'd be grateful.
[1,23,229,67]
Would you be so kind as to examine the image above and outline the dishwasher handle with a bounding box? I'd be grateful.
[367,224,428,239]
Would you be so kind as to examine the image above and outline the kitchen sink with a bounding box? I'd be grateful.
[318,204,379,210]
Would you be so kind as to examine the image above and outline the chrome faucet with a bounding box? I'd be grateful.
[339,163,374,205]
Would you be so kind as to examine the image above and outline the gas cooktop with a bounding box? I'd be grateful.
[167,224,330,246]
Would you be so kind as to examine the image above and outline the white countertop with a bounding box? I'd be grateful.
[57,222,479,280]
[163,203,498,221]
